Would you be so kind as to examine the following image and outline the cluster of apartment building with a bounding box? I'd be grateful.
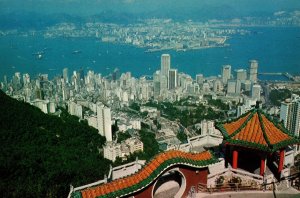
[280,94,300,153]
[0,54,273,162]
[103,137,144,162]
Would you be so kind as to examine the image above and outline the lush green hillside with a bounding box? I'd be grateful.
[0,91,111,197]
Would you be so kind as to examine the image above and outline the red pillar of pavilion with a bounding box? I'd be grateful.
[232,149,238,169]
[278,149,285,173]
[260,157,266,176]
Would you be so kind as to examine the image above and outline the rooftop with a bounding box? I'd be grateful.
[71,150,217,198]
[216,109,300,152]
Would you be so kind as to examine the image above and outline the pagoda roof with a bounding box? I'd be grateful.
[71,150,217,198]
[216,109,300,152]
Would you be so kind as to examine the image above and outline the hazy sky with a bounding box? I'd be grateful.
[1,0,300,16]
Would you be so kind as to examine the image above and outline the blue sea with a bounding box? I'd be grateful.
[0,27,300,80]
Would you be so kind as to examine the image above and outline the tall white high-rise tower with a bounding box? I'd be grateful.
[251,84,261,101]
[97,104,112,142]
[63,68,69,83]
[280,94,300,153]
[168,69,178,90]
[249,60,258,83]
[161,54,171,77]
[222,65,231,84]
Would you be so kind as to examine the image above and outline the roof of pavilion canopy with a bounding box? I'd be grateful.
[216,109,300,152]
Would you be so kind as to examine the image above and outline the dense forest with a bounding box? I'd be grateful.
[0,91,111,197]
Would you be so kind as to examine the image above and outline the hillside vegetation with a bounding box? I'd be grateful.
[0,91,110,197]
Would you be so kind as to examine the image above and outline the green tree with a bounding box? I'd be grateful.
[177,132,188,143]
[129,102,140,111]
[269,89,291,106]
[139,129,159,160]
[0,91,111,197]
[117,131,131,143]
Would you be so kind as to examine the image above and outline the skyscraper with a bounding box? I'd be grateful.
[97,104,112,142]
[251,84,261,101]
[249,60,258,83]
[23,73,30,87]
[227,80,236,94]
[213,79,223,92]
[235,69,247,81]
[153,71,161,98]
[12,72,21,90]
[280,94,300,152]
[222,65,231,84]
[112,68,120,81]
[3,75,7,85]
[63,68,69,83]
[168,69,178,90]
[280,94,300,137]
[196,74,204,85]
[160,75,168,93]
[236,80,241,94]
[79,67,84,80]
[227,80,241,95]
[161,54,171,77]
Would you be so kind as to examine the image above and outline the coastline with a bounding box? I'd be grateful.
[144,44,230,53]
[0,27,299,79]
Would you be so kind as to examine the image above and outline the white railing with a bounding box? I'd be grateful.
[67,185,74,198]
[108,165,112,179]
[230,168,263,181]
[208,168,229,179]
[208,167,264,187]
[73,179,107,192]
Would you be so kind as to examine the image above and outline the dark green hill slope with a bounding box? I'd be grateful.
[0,91,110,197]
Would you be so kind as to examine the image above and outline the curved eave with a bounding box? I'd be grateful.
[71,151,218,198]
[101,157,217,198]
[215,124,230,139]
[272,138,300,151]
[225,137,300,153]
[224,139,271,152]
[217,109,300,152]
[266,114,298,138]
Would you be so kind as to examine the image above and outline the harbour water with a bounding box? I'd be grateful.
[0,27,300,79]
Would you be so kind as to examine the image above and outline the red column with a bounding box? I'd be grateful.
[260,157,266,176]
[278,149,285,173]
[232,150,238,169]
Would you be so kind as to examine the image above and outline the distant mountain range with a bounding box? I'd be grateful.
[0,12,84,30]
[0,8,299,30]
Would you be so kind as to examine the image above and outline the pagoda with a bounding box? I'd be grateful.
[216,108,300,176]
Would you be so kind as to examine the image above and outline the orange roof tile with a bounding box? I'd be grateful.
[223,113,251,135]
[232,113,267,146]
[78,150,214,198]
[261,115,291,144]
[217,109,300,151]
